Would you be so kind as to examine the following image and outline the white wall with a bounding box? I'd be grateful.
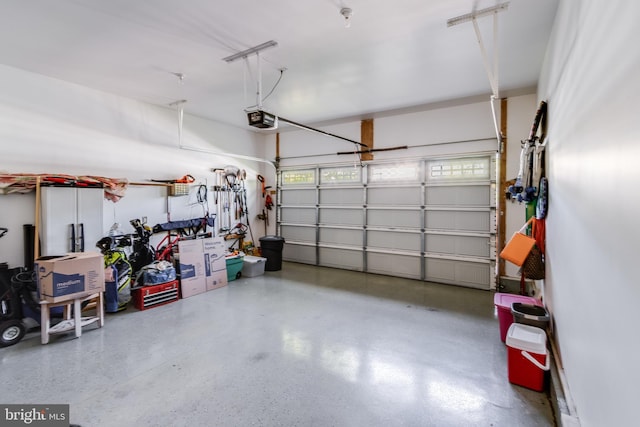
[538,1,640,425]
[504,95,537,278]
[274,101,500,168]
[0,64,276,268]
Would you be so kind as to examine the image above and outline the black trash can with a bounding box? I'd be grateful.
[511,302,550,330]
[259,235,285,271]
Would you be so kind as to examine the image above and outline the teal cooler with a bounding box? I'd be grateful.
[226,255,244,281]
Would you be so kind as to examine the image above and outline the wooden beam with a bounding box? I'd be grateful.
[129,182,171,187]
[33,176,41,260]
[360,119,374,161]
[498,98,508,279]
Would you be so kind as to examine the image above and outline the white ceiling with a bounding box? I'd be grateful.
[0,0,558,130]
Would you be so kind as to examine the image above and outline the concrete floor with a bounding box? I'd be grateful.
[1,262,554,426]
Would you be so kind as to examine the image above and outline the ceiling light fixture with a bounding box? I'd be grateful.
[171,72,185,84]
[340,7,353,28]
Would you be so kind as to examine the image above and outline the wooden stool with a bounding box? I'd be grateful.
[40,292,104,344]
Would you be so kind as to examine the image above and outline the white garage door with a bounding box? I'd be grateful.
[278,155,496,289]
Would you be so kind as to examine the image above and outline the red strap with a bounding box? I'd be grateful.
[531,218,546,255]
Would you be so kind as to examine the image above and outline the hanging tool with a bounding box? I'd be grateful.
[257,209,268,235]
[257,174,274,235]
[239,173,255,246]
[212,168,226,233]
[224,166,240,189]
[507,101,547,203]
[235,191,242,220]
[257,174,272,198]
[224,188,231,232]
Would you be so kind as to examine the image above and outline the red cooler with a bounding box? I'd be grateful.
[506,323,549,391]
[494,292,540,342]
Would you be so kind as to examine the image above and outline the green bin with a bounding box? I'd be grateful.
[226,255,244,281]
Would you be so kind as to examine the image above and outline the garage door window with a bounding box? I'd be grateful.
[282,169,316,185]
[368,162,420,183]
[320,167,361,184]
[427,158,489,181]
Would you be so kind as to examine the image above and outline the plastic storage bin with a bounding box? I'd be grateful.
[225,255,244,281]
[259,235,285,271]
[242,256,267,277]
[494,293,541,342]
[511,303,549,330]
[506,323,550,391]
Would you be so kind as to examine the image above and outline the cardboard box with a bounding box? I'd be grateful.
[178,239,207,298]
[36,252,105,303]
[205,269,227,291]
[203,237,227,291]
[180,278,206,299]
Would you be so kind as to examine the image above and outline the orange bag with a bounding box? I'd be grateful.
[500,218,536,266]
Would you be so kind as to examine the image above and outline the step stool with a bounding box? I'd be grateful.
[40,292,104,344]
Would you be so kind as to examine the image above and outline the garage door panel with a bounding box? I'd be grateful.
[319,247,362,270]
[278,155,495,290]
[367,252,421,279]
[319,228,362,247]
[281,225,315,243]
[426,234,490,258]
[368,187,421,206]
[425,210,490,232]
[281,207,316,224]
[425,258,490,289]
[426,185,489,206]
[319,188,363,205]
[319,208,363,226]
[368,209,421,228]
[367,230,421,252]
[281,189,316,205]
[283,243,316,264]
